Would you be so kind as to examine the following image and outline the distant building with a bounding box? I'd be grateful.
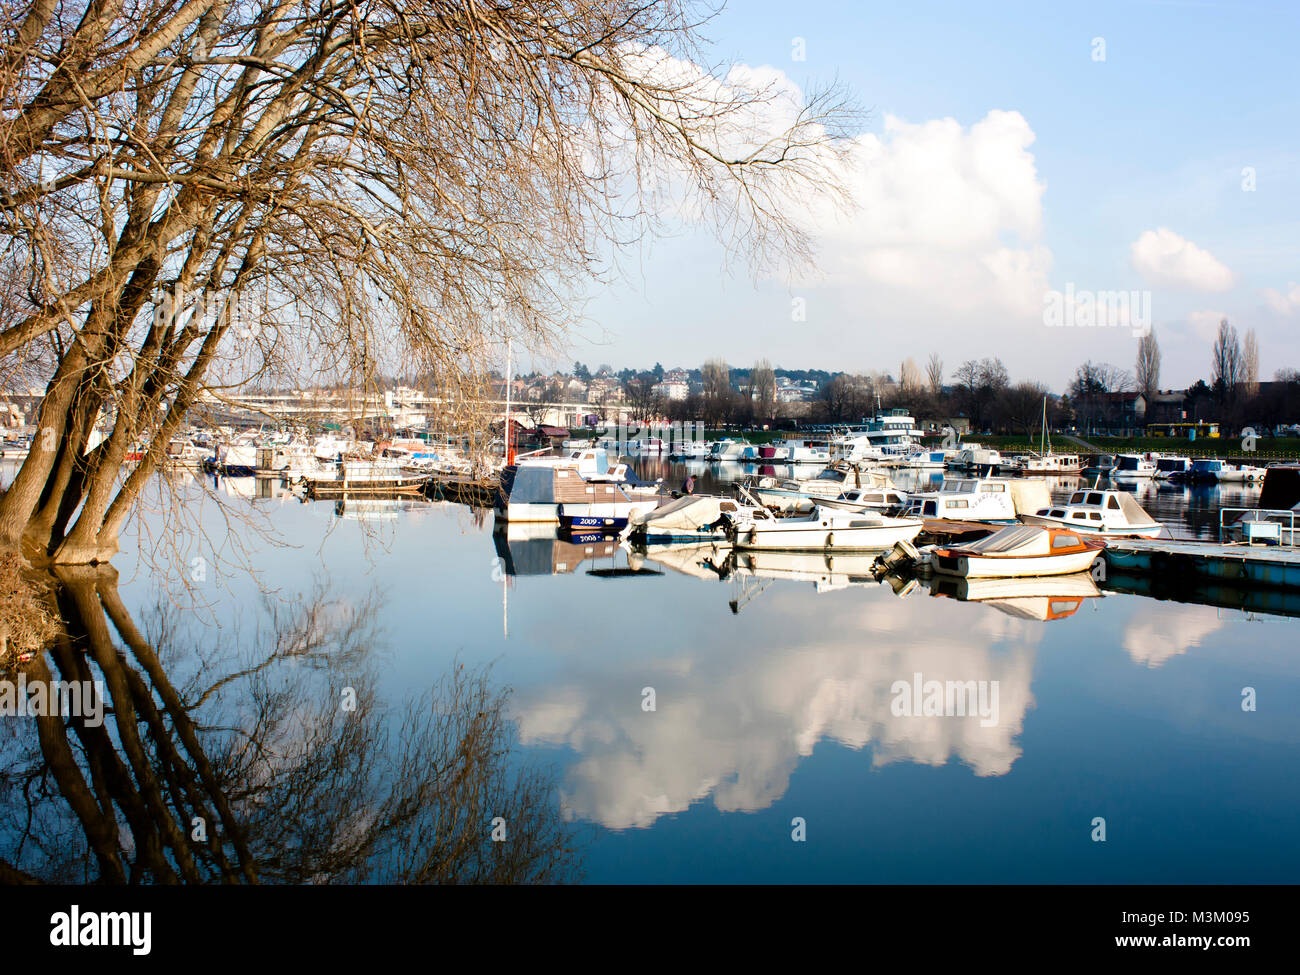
[652,380,689,400]
[1092,392,1146,435]
[1144,390,1187,426]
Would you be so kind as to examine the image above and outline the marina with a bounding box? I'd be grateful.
[64,453,1299,886]
[2,0,1298,924]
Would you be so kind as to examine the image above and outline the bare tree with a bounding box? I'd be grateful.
[0,567,583,884]
[819,373,871,424]
[926,353,944,395]
[952,358,1008,432]
[0,2,856,565]
[1002,382,1050,440]
[1242,328,1260,395]
[1136,329,1161,400]
[1211,318,1242,402]
[750,359,776,422]
[700,358,733,425]
[899,357,922,396]
[1069,360,1133,433]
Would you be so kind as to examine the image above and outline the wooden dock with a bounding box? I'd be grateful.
[426,472,499,508]
[1104,538,1300,590]
[304,476,431,499]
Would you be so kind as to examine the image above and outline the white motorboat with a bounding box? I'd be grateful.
[905,476,1049,523]
[768,438,831,464]
[1185,458,1266,483]
[708,439,760,462]
[498,448,662,522]
[1019,488,1164,538]
[1015,396,1083,475]
[729,504,923,551]
[205,438,258,475]
[668,440,710,459]
[1018,452,1084,475]
[859,408,923,458]
[628,437,666,455]
[817,485,910,515]
[930,525,1104,578]
[958,446,1003,471]
[164,438,210,468]
[625,494,758,544]
[1154,456,1191,480]
[748,463,896,513]
[1112,453,1157,480]
[903,448,948,470]
[313,433,350,462]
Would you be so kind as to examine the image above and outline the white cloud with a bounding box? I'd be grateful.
[1122,603,1223,668]
[1262,282,1300,316]
[1131,228,1235,292]
[515,583,1044,830]
[802,110,1052,318]
[1186,309,1228,342]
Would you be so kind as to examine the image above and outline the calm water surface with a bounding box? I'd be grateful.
[99,461,1300,883]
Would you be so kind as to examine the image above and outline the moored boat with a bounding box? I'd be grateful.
[497,448,662,522]
[1112,453,1157,480]
[930,525,1104,578]
[748,462,896,513]
[905,476,1050,524]
[1019,488,1164,538]
[625,494,756,544]
[728,503,923,552]
[1154,456,1191,480]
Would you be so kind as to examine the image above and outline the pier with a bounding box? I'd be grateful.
[1103,537,1300,590]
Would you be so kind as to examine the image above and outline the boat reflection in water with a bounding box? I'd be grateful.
[926,571,1103,621]
[492,519,619,576]
[0,566,582,884]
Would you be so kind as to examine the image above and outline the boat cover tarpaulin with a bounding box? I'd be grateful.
[1115,491,1160,526]
[963,525,1053,556]
[633,495,725,531]
[1007,480,1051,516]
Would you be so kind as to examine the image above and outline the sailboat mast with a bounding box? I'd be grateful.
[1040,395,1048,456]
[504,339,514,465]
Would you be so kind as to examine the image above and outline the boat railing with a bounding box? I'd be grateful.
[1218,507,1296,546]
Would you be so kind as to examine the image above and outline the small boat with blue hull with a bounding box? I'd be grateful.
[1178,458,1267,483]
[497,448,661,523]
[557,489,661,533]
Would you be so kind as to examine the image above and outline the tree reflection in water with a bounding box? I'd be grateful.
[0,566,582,884]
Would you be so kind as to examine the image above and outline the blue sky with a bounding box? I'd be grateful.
[555,0,1300,391]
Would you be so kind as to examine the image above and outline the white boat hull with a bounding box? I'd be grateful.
[735,516,923,552]
[932,547,1101,578]
[1018,513,1163,538]
[503,501,564,523]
